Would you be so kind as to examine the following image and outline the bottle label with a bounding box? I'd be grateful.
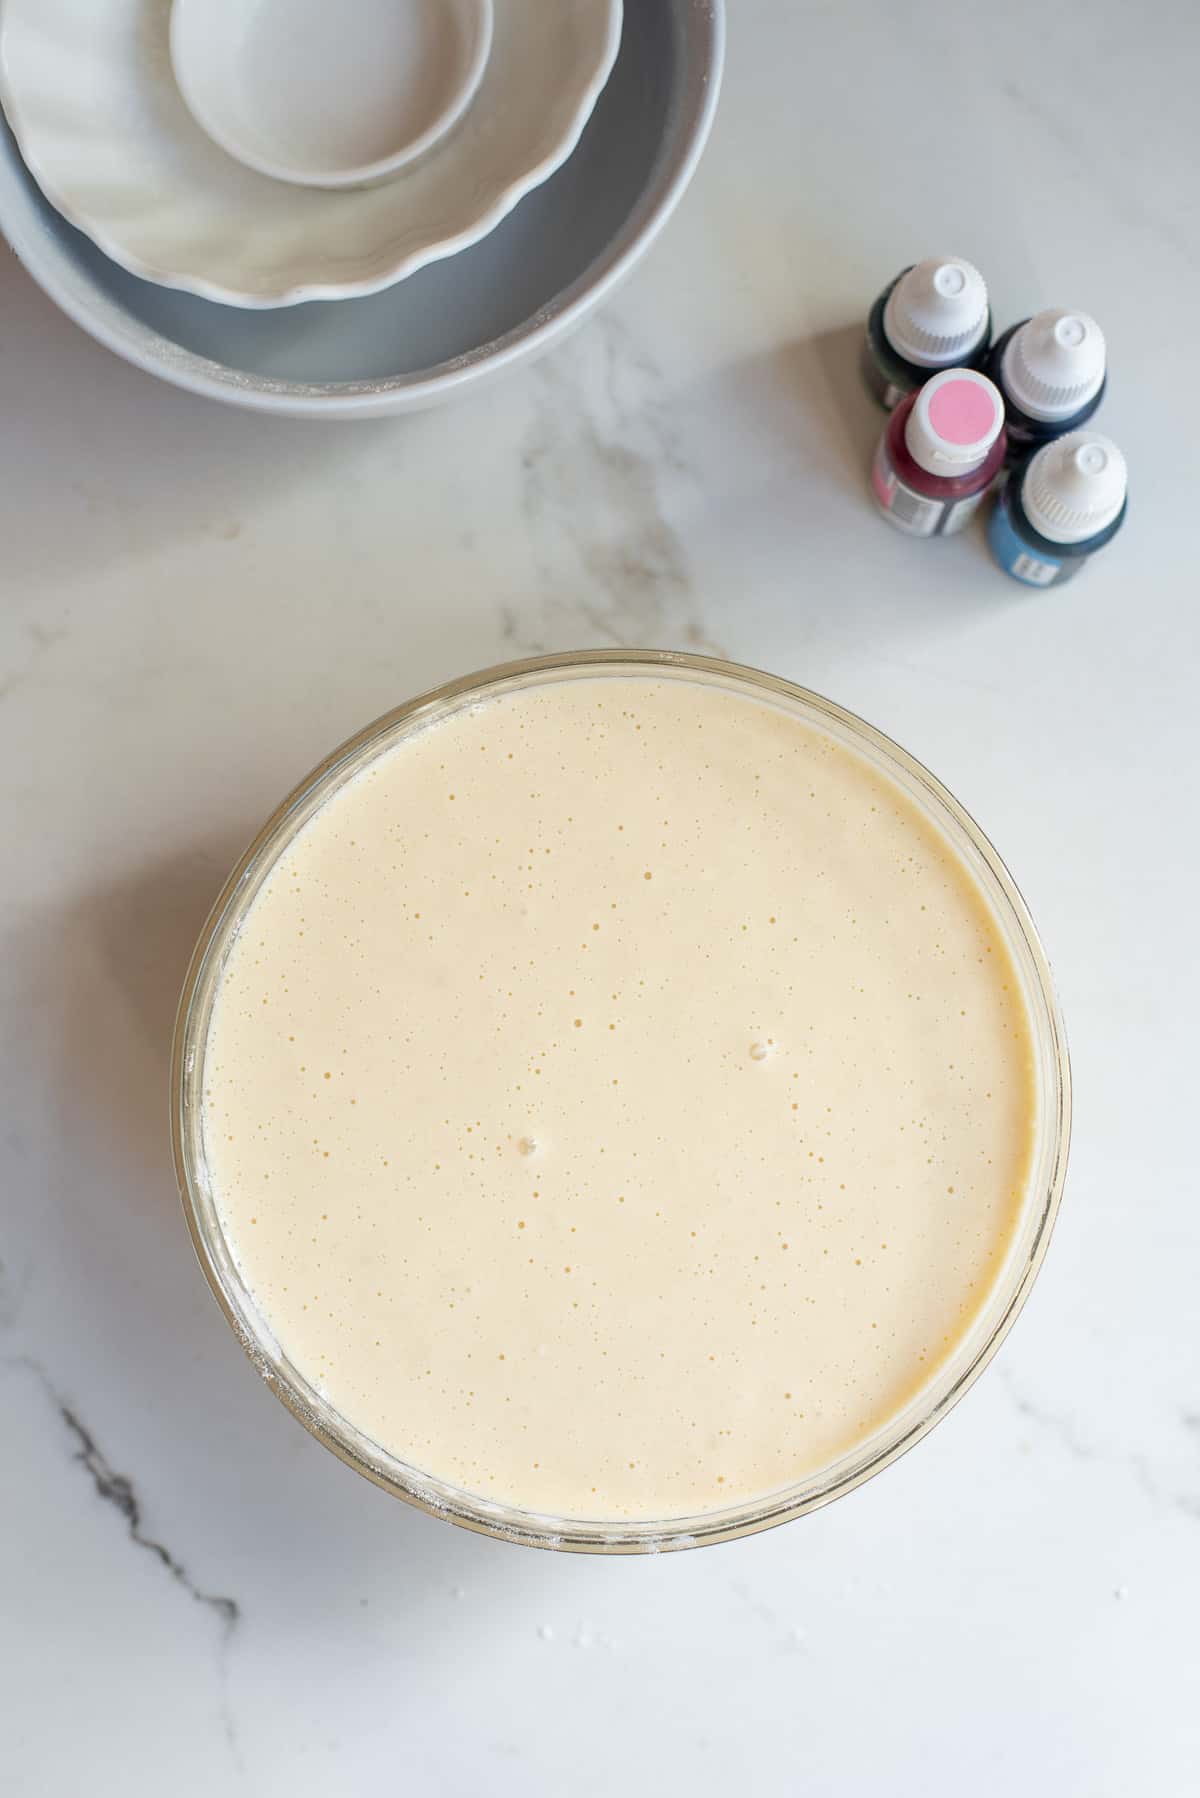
[872,439,983,537]
[1010,551,1060,586]
[873,439,938,535]
[987,494,1065,586]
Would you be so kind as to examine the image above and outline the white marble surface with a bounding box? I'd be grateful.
[3,2,1199,1792]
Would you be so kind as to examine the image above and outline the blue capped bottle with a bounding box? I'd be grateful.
[988,431,1127,588]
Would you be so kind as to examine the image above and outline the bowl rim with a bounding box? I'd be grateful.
[171,648,1072,1553]
[0,1,724,411]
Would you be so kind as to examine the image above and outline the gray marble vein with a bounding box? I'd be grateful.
[7,1355,244,1764]
[54,1391,240,1632]
[0,608,74,707]
[1004,1372,1200,1522]
[506,313,727,660]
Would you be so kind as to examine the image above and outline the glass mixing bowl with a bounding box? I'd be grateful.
[172,651,1070,1551]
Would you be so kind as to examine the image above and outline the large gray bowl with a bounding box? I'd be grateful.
[0,0,722,417]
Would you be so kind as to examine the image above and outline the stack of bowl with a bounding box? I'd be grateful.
[0,0,723,416]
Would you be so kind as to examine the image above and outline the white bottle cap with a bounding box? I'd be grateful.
[904,368,1005,475]
[882,257,990,368]
[1001,308,1107,423]
[1022,431,1127,544]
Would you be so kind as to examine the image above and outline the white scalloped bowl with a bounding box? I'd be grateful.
[0,0,622,307]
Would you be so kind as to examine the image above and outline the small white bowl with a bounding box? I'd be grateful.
[170,0,494,190]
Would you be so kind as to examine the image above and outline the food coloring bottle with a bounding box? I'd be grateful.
[871,368,1006,537]
[986,308,1107,467]
[987,430,1126,587]
[862,257,991,410]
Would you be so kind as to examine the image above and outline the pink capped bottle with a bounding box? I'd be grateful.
[871,368,1006,537]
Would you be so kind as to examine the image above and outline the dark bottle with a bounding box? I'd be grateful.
[987,430,1127,587]
[862,257,992,411]
[872,368,1006,537]
[986,309,1107,468]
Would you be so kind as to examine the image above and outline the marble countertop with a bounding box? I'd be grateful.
[3,2,1198,1792]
